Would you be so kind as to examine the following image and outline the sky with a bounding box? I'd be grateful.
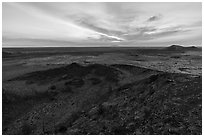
[2,2,202,47]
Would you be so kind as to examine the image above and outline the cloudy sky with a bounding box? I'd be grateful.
[3,2,202,47]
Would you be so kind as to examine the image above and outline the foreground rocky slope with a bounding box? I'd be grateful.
[65,71,201,135]
[2,63,202,135]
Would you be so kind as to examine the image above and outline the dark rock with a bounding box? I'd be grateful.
[50,85,56,90]
[58,126,67,133]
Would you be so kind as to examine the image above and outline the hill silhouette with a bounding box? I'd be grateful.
[166,45,198,51]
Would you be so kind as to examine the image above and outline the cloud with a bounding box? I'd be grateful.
[147,14,162,22]
[2,2,202,47]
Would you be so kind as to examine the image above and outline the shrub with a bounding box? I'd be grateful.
[50,85,56,90]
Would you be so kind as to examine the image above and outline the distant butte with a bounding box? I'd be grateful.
[167,45,184,50]
[166,45,198,50]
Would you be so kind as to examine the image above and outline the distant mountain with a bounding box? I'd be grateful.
[166,45,185,50]
[166,45,198,51]
[186,46,198,49]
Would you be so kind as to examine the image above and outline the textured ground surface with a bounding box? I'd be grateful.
[2,47,202,135]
